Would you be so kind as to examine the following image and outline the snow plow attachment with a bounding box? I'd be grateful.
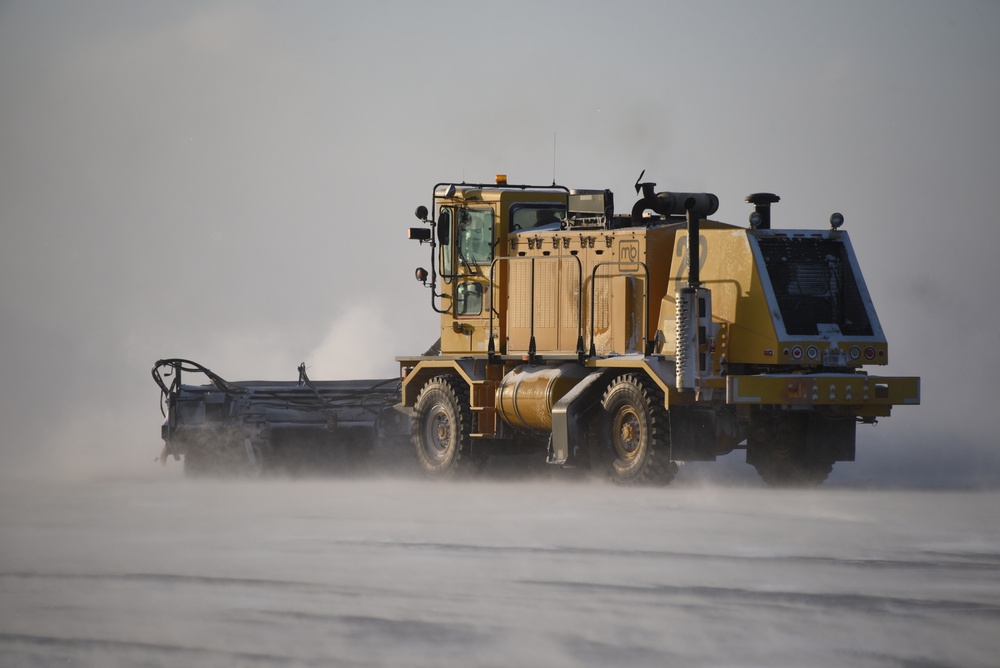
[152,359,409,475]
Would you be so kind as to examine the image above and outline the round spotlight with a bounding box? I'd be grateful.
[414,267,428,283]
[830,212,844,229]
[749,211,762,229]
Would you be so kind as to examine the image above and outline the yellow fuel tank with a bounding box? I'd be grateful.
[495,365,589,430]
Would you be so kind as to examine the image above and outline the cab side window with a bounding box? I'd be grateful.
[455,281,483,316]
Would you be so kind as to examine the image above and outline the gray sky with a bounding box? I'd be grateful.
[1,0,997,482]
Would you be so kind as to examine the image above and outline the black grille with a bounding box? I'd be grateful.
[757,237,873,336]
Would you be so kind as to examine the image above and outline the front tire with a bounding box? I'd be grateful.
[411,376,484,477]
[600,374,677,485]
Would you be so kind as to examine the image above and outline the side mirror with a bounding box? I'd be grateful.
[437,210,451,245]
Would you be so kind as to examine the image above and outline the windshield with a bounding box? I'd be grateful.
[510,204,566,232]
[457,207,494,264]
[757,237,873,336]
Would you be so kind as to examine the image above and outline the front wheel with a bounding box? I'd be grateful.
[411,376,485,477]
[600,374,677,485]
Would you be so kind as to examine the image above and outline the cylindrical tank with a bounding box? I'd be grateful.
[496,364,589,430]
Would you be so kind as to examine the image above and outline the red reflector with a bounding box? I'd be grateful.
[764,349,774,356]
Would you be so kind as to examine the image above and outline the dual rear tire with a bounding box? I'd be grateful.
[747,413,836,487]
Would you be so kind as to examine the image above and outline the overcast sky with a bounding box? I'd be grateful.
[1,1,997,482]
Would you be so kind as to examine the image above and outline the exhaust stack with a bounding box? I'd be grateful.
[628,176,720,393]
[668,191,718,394]
[745,192,780,229]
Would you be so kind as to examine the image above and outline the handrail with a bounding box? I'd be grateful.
[488,254,584,363]
[588,261,651,357]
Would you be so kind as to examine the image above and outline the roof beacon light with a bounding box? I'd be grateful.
[496,174,508,185]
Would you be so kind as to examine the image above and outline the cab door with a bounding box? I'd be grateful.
[440,205,496,354]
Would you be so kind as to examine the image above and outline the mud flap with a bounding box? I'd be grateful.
[668,407,718,461]
[746,411,856,467]
[808,413,856,462]
[549,370,610,466]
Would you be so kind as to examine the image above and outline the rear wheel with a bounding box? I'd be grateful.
[748,414,834,487]
[600,374,677,485]
[752,455,833,487]
[411,376,485,477]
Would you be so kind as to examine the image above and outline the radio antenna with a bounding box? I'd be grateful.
[551,132,557,185]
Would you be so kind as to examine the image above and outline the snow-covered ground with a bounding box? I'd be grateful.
[2,474,998,667]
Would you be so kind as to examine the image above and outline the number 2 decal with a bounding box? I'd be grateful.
[675,234,708,282]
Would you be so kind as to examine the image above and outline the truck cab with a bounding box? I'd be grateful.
[426,179,570,355]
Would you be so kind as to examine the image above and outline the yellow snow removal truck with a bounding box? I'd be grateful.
[397,174,919,485]
[154,172,918,485]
